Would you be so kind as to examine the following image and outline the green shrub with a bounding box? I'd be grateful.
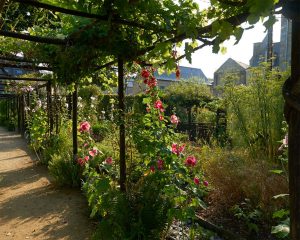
[42,121,73,165]
[91,122,110,142]
[223,63,289,158]
[48,153,81,187]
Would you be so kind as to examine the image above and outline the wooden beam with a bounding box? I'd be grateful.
[0,76,50,81]
[118,57,126,192]
[0,55,50,64]
[0,30,66,45]
[13,0,166,32]
[0,62,53,71]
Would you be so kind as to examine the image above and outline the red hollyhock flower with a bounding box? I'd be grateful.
[141,69,150,79]
[154,100,164,112]
[171,143,185,155]
[185,155,197,167]
[157,159,164,170]
[150,166,155,172]
[194,177,200,185]
[203,180,209,187]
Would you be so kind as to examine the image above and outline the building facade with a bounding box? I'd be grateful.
[250,15,291,71]
[213,58,249,88]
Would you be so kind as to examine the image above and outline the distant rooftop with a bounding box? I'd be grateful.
[215,58,249,73]
[154,66,208,82]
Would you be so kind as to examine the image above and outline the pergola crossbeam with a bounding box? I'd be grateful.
[0,76,50,82]
[13,0,166,32]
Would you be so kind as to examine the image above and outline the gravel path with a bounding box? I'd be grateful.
[0,127,94,240]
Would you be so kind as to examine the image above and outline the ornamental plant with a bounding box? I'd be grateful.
[131,67,209,228]
[82,67,209,238]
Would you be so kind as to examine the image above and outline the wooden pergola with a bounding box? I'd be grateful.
[1,0,300,238]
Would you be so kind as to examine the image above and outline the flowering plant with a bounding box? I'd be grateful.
[131,68,209,222]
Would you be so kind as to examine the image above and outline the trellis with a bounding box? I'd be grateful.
[1,0,300,238]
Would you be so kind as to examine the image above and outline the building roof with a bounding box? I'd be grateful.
[154,66,208,82]
[236,61,249,69]
[215,58,249,73]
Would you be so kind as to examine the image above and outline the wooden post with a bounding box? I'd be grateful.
[47,81,54,134]
[67,93,72,119]
[283,1,300,239]
[54,84,59,134]
[21,95,25,136]
[72,84,78,161]
[17,96,20,132]
[118,57,126,192]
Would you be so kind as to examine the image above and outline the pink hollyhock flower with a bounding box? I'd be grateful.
[141,69,150,79]
[185,155,197,167]
[89,149,97,157]
[154,100,164,112]
[157,159,164,170]
[79,121,91,132]
[203,180,209,187]
[170,114,179,125]
[150,165,155,172]
[83,143,89,148]
[194,177,200,185]
[77,158,85,166]
[105,157,113,165]
[92,149,98,155]
[84,156,89,161]
[171,143,185,155]
[159,115,164,121]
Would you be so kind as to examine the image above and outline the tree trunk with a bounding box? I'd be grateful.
[283,2,300,238]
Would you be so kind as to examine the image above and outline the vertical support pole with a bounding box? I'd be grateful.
[118,57,126,192]
[267,21,273,69]
[54,84,59,134]
[287,8,300,239]
[17,96,20,132]
[6,99,8,120]
[21,95,25,136]
[67,94,72,119]
[47,81,54,134]
[72,84,78,161]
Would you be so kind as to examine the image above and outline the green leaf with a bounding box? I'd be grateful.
[270,169,283,174]
[234,27,244,45]
[273,209,289,219]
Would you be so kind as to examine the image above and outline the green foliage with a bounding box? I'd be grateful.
[223,64,289,158]
[91,121,110,142]
[42,121,73,164]
[48,152,81,187]
[78,85,103,101]
[231,199,262,233]
[27,98,49,150]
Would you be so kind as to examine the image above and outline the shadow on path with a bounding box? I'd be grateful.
[0,127,94,240]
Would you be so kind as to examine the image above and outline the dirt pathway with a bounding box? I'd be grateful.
[0,127,94,240]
